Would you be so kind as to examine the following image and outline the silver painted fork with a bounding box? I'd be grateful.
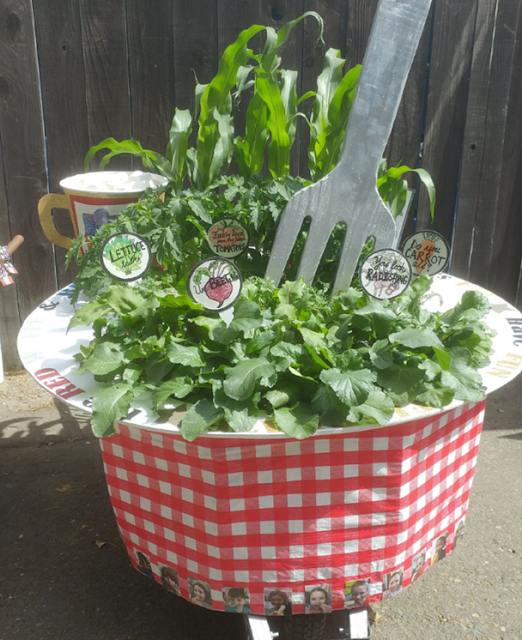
[265,0,432,295]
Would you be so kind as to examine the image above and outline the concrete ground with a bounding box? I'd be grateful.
[1,371,521,640]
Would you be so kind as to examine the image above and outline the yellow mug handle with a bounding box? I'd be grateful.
[38,193,73,250]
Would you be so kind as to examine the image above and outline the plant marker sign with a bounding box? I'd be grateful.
[360,248,412,300]
[207,217,249,258]
[187,258,242,312]
[100,233,152,282]
[402,230,450,276]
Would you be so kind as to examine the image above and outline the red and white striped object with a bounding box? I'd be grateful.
[99,400,485,614]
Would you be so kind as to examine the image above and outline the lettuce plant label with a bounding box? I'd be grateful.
[187,257,242,311]
[100,233,151,281]
[402,230,449,276]
[207,217,249,258]
[360,248,412,300]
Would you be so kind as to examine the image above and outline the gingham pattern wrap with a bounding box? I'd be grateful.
[99,400,485,614]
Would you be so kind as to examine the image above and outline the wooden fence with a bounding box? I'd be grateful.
[1,0,521,370]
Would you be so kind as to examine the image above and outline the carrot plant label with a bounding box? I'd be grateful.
[359,248,412,300]
[207,218,249,258]
[187,258,242,311]
[402,230,450,276]
[100,233,152,282]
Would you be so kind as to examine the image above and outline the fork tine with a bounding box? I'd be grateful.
[265,196,307,286]
[297,216,336,285]
[332,206,396,295]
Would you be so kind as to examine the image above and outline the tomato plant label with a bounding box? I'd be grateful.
[187,258,242,311]
[100,233,152,281]
[360,248,412,300]
[207,217,249,258]
[402,230,449,276]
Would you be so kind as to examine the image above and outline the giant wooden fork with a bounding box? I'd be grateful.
[265,0,432,294]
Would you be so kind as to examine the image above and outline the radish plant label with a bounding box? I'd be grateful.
[402,230,449,276]
[100,232,152,282]
[187,257,242,311]
[359,248,412,300]
[207,217,249,258]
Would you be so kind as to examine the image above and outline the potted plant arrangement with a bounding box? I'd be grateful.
[67,13,452,439]
[43,10,505,622]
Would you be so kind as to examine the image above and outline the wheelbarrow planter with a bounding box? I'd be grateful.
[17,275,522,625]
[21,1,513,638]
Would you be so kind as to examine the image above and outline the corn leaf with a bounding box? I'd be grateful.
[378,165,436,220]
[314,48,345,129]
[310,64,361,181]
[195,24,266,189]
[256,71,290,178]
[200,24,265,122]
[234,92,269,178]
[209,110,235,184]
[280,69,298,148]
[166,108,192,191]
[84,138,168,175]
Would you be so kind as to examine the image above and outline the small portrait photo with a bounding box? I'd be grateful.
[135,550,154,579]
[344,579,370,609]
[382,569,403,600]
[188,576,213,609]
[159,565,180,595]
[223,586,251,614]
[264,588,293,616]
[431,532,448,565]
[411,549,427,583]
[452,518,465,550]
[305,584,332,614]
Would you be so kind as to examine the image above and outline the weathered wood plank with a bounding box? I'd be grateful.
[33,0,86,288]
[0,0,57,325]
[173,0,218,113]
[172,0,218,158]
[127,0,175,155]
[79,0,132,168]
[486,2,522,303]
[345,0,379,70]
[450,0,498,280]
[386,10,433,244]
[416,0,478,245]
[0,129,22,370]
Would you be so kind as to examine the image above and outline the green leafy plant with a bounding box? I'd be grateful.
[69,275,494,440]
[83,13,435,220]
[66,14,454,442]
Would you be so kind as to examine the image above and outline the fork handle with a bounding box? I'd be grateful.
[337,0,432,178]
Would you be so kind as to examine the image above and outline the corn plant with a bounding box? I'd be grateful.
[84,12,435,220]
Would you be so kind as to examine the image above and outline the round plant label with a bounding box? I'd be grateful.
[402,230,450,276]
[187,258,242,311]
[100,233,152,282]
[359,248,412,300]
[207,217,249,258]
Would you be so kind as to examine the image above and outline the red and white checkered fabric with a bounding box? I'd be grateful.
[99,401,485,614]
